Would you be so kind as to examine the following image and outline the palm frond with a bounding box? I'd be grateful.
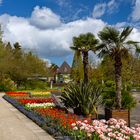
[71,32,99,52]
[96,43,107,51]
[70,46,78,51]
[136,47,140,53]
[126,40,140,45]
[98,26,119,43]
[98,26,140,59]
[126,40,140,53]
[120,26,133,42]
[98,49,108,58]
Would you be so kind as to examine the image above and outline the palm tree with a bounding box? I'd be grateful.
[98,26,140,109]
[71,33,99,84]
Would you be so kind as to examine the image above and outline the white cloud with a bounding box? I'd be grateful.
[127,28,140,55]
[30,6,61,29]
[0,5,140,63]
[72,8,83,20]
[42,58,51,67]
[113,22,140,42]
[0,7,106,60]
[114,22,128,28]
[56,0,70,7]
[92,3,106,18]
[92,0,119,18]
[129,28,140,42]
[131,0,140,22]
[107,0,118,14]
[0,0,2,5]
[108,0,115,7]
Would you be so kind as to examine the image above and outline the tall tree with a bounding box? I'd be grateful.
[13,42,22,59]
[97,26,140,109]
[71,50,84,82]
[71,33,99,84]
[0,27,48,90]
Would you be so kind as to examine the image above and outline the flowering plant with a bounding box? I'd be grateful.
[34,108,80,128]
[4,93,140,140]
[71,118,140,140]
[25,103,55,109]
[30,91,51,97]
[6,91,29,97]
[17,98,55,104]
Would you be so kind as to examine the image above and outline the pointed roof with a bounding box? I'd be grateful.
[48,64,59,76]
[57,61,71,74]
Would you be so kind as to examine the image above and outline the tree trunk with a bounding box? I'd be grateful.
[114,54,122,109]
[83,51,88,84]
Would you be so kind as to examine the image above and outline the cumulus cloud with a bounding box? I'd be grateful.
[42,58,52,67]
[0,5,140,65]
[92,0,119,18]
[30,6,61,29]
[114,22,128,28]
[0,6,106,61]
[129,28,140,42]
[131,0,140,22]
[0,5,140,64]
[126,27,140,55]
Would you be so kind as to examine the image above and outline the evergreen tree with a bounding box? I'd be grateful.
[71,51,84,82]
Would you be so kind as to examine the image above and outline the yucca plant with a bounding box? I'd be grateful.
[60,81,104,116]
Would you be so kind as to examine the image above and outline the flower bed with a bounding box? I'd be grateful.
[17,98,55,104]
[3,92,140,140]
[3,94,76,139]
[25,103,55,109]
[30,91,51,97]
[71,118,140,140]
[6,91,29,95]
[5,91,29,97]
[34,108,81,128]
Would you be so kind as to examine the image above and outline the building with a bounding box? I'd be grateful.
[48,64,58,82]
[56,61,71,83]
[48,61,71,83]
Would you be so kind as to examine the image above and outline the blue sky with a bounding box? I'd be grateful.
[0,0,140,66]
[0,0,133,23]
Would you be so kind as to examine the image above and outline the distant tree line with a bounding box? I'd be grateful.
[0,28,48,91]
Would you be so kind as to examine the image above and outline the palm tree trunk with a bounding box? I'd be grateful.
[83,51,88,84]
[114,54,122,109]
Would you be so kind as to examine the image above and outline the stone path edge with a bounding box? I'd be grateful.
[3,95,66,140]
